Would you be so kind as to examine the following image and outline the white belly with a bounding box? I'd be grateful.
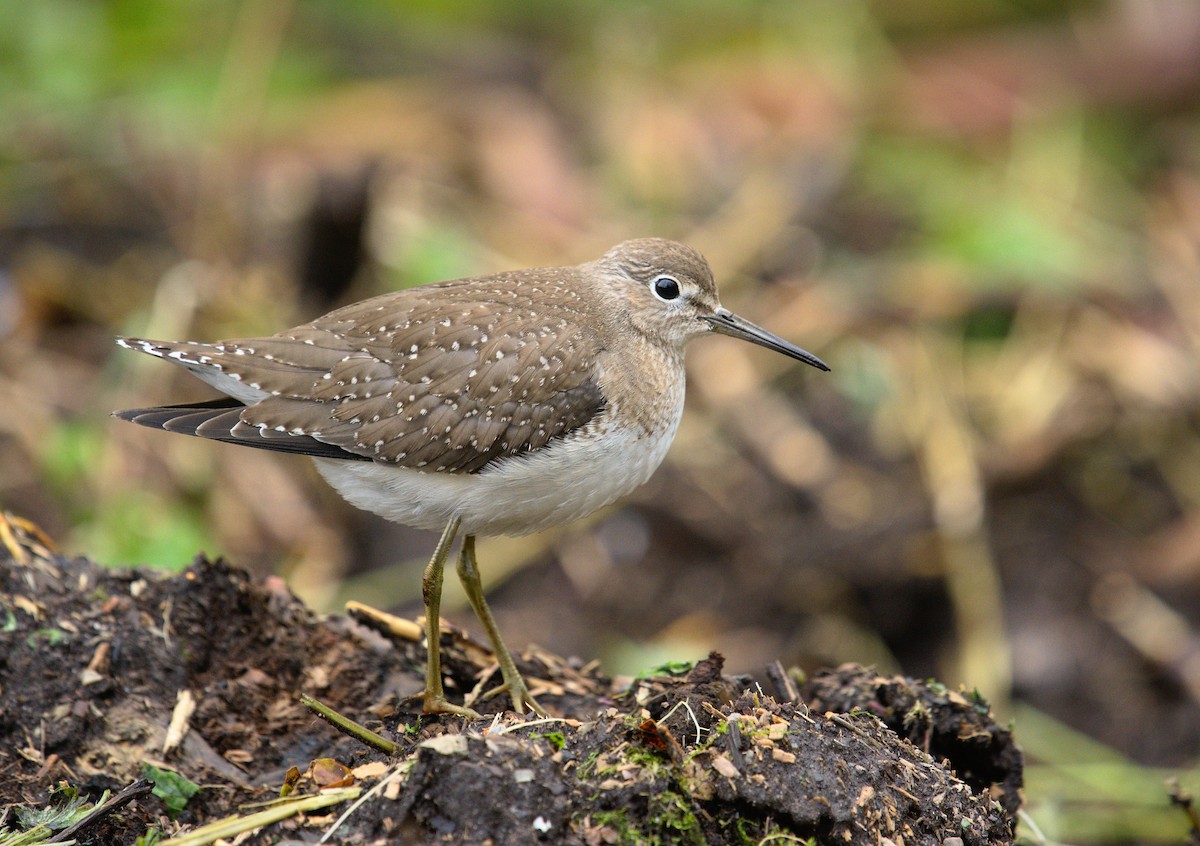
[313,402,682,537]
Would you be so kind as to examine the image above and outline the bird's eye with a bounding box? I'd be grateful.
[651,275,681,301]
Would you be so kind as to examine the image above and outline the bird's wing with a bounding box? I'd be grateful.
[114,398,372,461]
[117,276,609,474]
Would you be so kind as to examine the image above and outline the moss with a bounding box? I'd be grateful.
[532,730,566,751]
[634,659,696,682]
[584,787,706,846]
[591,809,636,843]
[647,789,705,845]
[575,749,609,780]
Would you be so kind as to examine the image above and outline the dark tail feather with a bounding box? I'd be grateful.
[114,398,370,461]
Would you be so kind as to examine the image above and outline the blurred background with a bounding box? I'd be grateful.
[1,0,1199,840]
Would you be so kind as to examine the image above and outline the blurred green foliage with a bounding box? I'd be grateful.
[75,489,213,573]
[39,419,214,569]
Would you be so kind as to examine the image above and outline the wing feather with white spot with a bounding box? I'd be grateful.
[117,268,609,474]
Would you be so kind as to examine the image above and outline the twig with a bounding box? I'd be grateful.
[300,694,397,754]
[490,716,579,736]
[828,713,866,736]
[46,778,154,844]
[764,661,801,703]
[659,698,706,747]
[159,788,359,846]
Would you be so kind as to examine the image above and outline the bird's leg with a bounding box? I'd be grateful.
[456,534,546,716]
[419,515,479,718]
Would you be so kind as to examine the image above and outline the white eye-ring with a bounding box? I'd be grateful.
[651,275,681,301]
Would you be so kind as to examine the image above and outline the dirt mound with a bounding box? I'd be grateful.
[0,532,1019,844]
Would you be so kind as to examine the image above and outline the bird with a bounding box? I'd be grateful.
[114,238,829,717]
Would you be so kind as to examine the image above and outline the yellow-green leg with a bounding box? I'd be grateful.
[420,516,479,718]
[456,534,546,715]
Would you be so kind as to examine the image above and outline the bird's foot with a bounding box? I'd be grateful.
[420,692,482,720]
[479,675,548,717]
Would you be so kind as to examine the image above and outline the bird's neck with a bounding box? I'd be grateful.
[595,335,687,436]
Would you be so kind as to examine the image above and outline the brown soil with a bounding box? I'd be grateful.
[0,527,1020,845]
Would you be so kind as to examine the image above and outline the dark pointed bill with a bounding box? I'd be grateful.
[703,308,830,372]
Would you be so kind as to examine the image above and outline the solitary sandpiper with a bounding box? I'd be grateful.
[115,238,829,717]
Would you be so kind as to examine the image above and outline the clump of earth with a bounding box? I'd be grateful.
[0,525,1019,845]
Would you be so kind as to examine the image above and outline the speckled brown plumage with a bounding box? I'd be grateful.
[120,268,617,473]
